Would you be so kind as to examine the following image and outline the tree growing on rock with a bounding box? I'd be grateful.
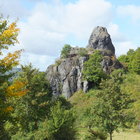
[82,50,107,87]
[61,44,71,58]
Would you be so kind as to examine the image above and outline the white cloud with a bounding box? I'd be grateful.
[115,41,137,57]
[20,52,56,71]
[108,23,126,42]
[107,23,137,56]
[14,0,115,70]
[19,21,65,56]
[61,0,113,38]
[117,5,140,22]
[19,0,113,56]
[0,0,29,19]
[1,0,138,71]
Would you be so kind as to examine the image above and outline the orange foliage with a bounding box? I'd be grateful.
[111,56,116,61]
[4,106,14,112]
[0,20,22,69]
[0,22,20,46]
[0,19,27,118]
[0,50,22,68]
[7,81,29,97]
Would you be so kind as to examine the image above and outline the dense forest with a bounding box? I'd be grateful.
[0,18,140,140]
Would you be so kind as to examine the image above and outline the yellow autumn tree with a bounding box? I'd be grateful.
[0,17,27,139]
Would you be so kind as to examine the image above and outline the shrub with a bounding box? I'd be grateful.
[34,99,75,140]
[78,48,88,57]
[55,59,62,66]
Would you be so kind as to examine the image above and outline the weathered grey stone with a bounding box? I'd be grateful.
[62,79,71,99]
[83,80,88,93]
[87,26,115,55]
[46,56,88,98]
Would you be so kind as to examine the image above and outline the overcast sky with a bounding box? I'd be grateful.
[0,0,140,71]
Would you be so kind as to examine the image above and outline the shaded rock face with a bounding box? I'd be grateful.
[46,26,123,98]
[46,56,88,98]
[101,56,123,73]
[87,26,115,55]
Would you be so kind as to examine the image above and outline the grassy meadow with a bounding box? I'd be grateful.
[108,132,140,140]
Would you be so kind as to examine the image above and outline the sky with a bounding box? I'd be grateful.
[0,0,140,71]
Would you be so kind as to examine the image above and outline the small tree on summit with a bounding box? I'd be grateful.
[61,44,71,58]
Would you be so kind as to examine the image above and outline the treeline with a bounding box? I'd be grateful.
[0,18,140,140]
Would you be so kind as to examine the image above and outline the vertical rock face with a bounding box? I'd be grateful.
[46,26,123,98]
[46,56,88,98]
[87,26,115,55]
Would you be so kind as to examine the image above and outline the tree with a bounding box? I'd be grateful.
[69,90,107,140]
[7,64,52,138]
[9,96,75,140]
[118,54,129,68]
[118,48,140,74]
[130,48,140,74]
[78,48,88,57]
[82,50,107,87]
[61,44,71,58]
[0,17,27,139]
[118,49,135,68]
[34,98,75,140]
[121,73,140,125]
[90,77,135,140]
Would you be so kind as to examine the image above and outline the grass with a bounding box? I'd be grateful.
[107,131,140,140]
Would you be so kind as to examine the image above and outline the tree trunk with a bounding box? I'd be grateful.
[110,132,112,140]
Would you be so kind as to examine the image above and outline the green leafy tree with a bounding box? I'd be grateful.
[61,44,71,58]
[130,48,140,74]
[118,55,129,68]
[78,48,88,57]
[7,64,52,138]
[90,77,135,140]
[82,50,107,87]
[7,67,75,140]
[121,73,140,124]
[118,48,140,74]
[118,49,135,67]
[37,101,75,140]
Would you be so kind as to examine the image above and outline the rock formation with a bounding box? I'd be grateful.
[46,26,123,98]
[87,26,115,55]
[46,55,88,98]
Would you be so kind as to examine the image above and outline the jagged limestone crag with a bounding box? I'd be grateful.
[46,26,123,98]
